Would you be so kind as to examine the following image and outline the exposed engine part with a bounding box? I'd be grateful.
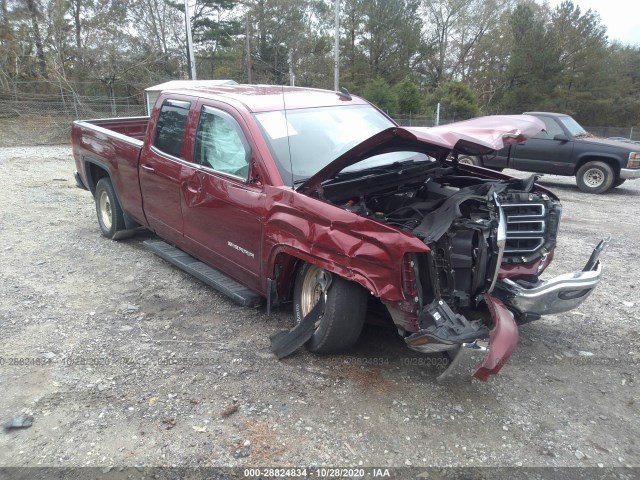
[327,167,561,335]
[405,299,490,352]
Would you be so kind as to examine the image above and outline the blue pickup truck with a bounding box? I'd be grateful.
[458,112,640,193]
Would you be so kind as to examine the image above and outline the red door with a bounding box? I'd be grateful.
[139,98,192,245]
[180,104,265,292]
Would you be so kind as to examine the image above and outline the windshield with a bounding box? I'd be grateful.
[559,116,588,137]
[254,104,394,186]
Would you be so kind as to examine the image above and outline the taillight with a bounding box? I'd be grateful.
[402,254,418,299]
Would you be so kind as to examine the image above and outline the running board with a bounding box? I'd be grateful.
[143,239,262,307]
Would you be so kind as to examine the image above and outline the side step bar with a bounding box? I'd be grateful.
[143,239,262,307]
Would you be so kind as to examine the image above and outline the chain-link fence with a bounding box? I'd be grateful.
[583,126,639,141]
[0,90,145,147]
[1,90,638,147]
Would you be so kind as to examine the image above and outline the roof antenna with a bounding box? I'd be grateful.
[281,85,295,189]
[337,86,352,101]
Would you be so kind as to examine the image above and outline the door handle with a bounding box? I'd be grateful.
[141,164,155,172]
[182,180,202,193]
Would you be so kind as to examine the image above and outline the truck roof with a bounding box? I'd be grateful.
[523,111,570,117]
[161,84,368,112]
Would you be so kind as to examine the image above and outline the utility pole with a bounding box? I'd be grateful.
[288,51,295,86]
[184,0,196,80]
[245,13,252,84]
[334,0,339,91]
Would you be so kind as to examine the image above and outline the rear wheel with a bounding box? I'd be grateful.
[576,161,614,194]
[293,263,367,353]
[95,177,125,239]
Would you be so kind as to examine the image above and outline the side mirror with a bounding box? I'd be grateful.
[553,134,569,142]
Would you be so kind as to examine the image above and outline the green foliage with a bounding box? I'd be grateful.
[500,3,562,113]
[341,0,423,89]
[427,81,479,120]
[0,0,639,129]
[394,77,423,114]
[362,77,399,115]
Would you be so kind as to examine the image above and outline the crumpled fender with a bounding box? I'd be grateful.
[263,186,429,301]
[472,294,519,380]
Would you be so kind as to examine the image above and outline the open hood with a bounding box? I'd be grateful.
[298,115,544,194]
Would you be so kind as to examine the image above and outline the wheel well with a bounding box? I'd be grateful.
[85,161,110,195]
[272,253,302,303]
[574,157,620,176]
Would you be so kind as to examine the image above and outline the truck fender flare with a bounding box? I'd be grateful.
[83,157,139,230]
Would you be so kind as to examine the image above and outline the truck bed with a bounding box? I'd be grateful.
[71,116,149,227]
[75,116,150,143]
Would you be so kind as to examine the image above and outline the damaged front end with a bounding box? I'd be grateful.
[386,174,606,380]
[295,118,606,380]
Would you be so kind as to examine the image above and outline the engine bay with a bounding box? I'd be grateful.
[320,161,562,338]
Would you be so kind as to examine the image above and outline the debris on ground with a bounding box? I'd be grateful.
[3,416,34,431]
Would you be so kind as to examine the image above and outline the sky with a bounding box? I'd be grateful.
[543,0,640,46]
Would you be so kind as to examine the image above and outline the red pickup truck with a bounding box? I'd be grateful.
[71,83,605,380]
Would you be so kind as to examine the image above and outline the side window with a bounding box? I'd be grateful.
[154,99,191,158]
[535,117,564,139]
[193,107,250,178]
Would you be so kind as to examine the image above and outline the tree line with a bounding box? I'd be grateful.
[1,0,639,126]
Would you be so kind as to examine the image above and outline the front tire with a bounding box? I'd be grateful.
[95,177,125,239]
[293,263,367,353]
[576,161,614,194]
[458,155,481,166]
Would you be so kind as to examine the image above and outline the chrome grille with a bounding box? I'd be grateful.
[502,203,547,254]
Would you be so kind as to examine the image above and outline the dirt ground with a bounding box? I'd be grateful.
[0,146,638,472]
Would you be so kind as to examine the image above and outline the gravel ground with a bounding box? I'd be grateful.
[0,145,638,470]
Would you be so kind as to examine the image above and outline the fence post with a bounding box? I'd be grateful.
[72,92,80,119]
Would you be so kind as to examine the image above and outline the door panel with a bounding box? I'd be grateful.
[182,170,263,290]
[181,103,264,292]
[510,115,575,174]
[139,99,191,244]
[139,149,184,243]
[511,137,575,174]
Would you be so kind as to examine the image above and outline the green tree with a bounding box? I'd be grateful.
[500,2,561,113]
[362,77,399,115]
[549,1,609,119]
[427,80,479,120]
[394,77,423,114]
[341,0,424,89]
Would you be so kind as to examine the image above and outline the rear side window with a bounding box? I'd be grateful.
[154,99,191,158]
[193,106,250,178]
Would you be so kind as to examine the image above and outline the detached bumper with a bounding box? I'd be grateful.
[493,238,607,317]
[620,168,640,180]
[471,295,519,380]
[495,263,601,316]
[438,238,608,381]
[435,295,518,381]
